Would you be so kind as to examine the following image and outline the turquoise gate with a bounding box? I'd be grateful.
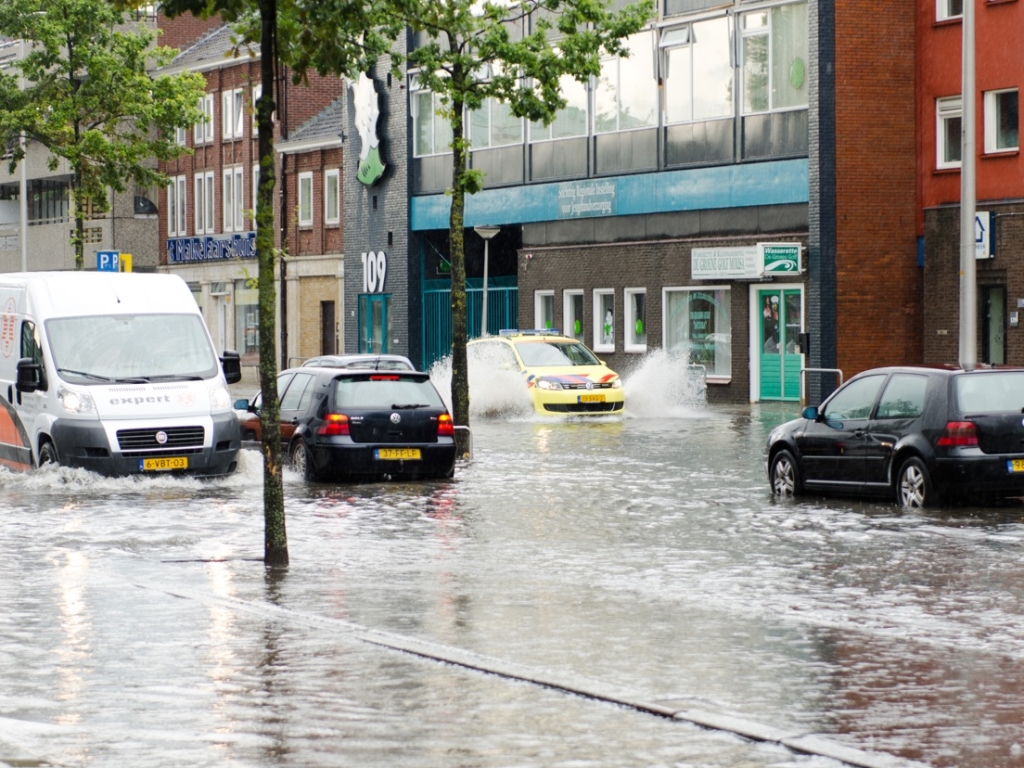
[421,277,518,370]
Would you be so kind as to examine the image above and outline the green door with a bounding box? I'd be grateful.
[358,294,391,353]
[758,288,802,401]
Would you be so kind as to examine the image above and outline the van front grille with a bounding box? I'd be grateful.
[117,426,205,453]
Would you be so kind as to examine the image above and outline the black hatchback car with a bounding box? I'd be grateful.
[240,367,456,482]
[765,366,1024,508]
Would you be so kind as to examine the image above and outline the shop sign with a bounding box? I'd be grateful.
[167,232,257,264]
[691,246,759,279]
[759,242,802,274]
[976,211,994,259]
[557,180,617,219]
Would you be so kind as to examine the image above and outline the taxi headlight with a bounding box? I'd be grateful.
[536,378,563,391]
[210,384,231,410]
[58,386,96,414]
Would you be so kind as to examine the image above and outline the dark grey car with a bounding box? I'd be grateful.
[765,366,1024,508]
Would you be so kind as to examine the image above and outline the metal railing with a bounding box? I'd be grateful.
[800,367,843,407]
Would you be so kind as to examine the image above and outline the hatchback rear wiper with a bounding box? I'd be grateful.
[391,403,430,409]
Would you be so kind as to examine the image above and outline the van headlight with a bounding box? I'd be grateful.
[210,384,231,410]
[58,386,96,414]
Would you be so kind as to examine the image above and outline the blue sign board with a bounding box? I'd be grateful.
[97,251,120,272]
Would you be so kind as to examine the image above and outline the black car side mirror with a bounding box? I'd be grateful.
[802,406,819,420]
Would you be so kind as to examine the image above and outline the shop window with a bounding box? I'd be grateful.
[663,286,731,378]
[535,290,555,330]
[563,290,585,342]
[325,169,340,225]
[984,89,1019,153]
[298,172,313,227]
[624,288,647,352]
[593,289,615,353]
[235,279,260,356]
[661,16,734,124]
[937,96,962,169]
[595,30,657,133]
[741,2,808,114]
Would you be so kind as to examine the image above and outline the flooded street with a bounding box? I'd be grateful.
[4,360,1024,768]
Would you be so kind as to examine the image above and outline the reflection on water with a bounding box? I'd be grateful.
[4,362,1024,766]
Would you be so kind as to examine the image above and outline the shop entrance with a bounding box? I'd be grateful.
[358,294,391,353]
[757,287,802,401]
[982,286,1006,365]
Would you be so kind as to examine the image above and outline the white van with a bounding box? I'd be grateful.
[0,271,242,477]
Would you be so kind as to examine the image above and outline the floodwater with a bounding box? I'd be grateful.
[3,353,1024,768]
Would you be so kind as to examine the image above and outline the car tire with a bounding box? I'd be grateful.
[290,440,315,481]
[897,457,938,509]
[770,449,801,497]
[38,441,58,467]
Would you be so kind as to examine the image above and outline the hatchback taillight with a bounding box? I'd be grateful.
[437,413,454,437]
[318,413,350,436]
[937,421,978,447]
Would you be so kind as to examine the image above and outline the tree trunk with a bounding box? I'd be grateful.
[448,95,471,453]
[257,0,288,568]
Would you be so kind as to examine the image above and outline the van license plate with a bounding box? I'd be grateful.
[141,456,189,471]
[376,448,421,460]
[579,394,606,403]
[1008,459,1024,473]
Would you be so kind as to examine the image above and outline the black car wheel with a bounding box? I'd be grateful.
[289,440,315,481]
[897,457,937,509]
[770,449,801,497]
[38,441,58,467]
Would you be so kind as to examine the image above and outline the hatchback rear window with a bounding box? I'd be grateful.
[955,372,1024,413]
[333,377,445,409]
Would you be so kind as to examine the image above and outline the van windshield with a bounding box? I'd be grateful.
[47,314,220,384]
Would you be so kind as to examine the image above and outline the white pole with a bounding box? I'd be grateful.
[481,238,489,335]
[19,132,28,273]
[959,0,976,370]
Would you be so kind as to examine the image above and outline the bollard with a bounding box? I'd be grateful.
[454,425,472,459]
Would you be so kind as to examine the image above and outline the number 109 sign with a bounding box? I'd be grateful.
[361,250,387,293]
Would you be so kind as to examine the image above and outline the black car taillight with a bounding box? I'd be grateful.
[318,413,350,436]
[937,421,978,447]
[436,413,454,437]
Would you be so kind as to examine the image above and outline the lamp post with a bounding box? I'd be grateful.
[959,0,976,369]
[474,226,500,336]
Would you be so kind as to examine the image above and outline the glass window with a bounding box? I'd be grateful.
[194,94,214,144]
[235,280,260,356]
[984,89,1018,153]
[741,2,808,114]
[955,372,1024,413]
[822,375,885,422]
[167,175,187,236]
[937,0,962,21]
[625,288,646,351]
[223,167,244,232]
[876,374,928,420]
[194,171,214,234]
[280,372,316,411]
[298,172,313,227]
[325,169,340,225]
[535,291,555,330]
[663,16,733,124]
[663,287,731,378]
[563,290,584,342]
[531,74,589,140]
[595,31,657,133]
[594,289,615,352]
[412,88,453,156]
[470,97,523,149]
[937,96,962,169]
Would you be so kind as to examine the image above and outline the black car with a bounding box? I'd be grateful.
[765,366,1024,508]
[302,353,416,371]
[240,367,456,482]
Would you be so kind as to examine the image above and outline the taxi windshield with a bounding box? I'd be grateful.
[515,340,600,367]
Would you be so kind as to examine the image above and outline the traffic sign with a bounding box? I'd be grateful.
[97,250,120,272]
[975,211,994,259]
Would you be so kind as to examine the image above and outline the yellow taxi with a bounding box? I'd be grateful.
[467,330,624,416]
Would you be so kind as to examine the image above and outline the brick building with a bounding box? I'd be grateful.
[919,0,1024,366]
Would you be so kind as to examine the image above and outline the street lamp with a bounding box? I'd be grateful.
[474,226,500,336]
[959,0,976,369]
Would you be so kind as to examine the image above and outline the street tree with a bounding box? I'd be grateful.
[0,0,206,270]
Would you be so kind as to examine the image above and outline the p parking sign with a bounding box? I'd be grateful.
[97,250,120,272]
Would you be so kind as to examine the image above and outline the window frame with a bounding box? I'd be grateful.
[223,166,244,233]
[167,175,187,237]
[222,88,244,140]
[663,285,732,380]
[936,0,963,22]
[563,289,585,342]
[593,289,615,353]
[984,88,1019,154]
[324,169,341,225]
[739,3,809,116]
[594,29,658,135]
[624,287,647,353]
[936,95,963,169]
[298,171,314,228]
[534,290,555,331]
[194,93,214,145]
[193,170,215,235]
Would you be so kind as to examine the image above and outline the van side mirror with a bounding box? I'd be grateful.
[15,357,44,393]
[221,349,242,385]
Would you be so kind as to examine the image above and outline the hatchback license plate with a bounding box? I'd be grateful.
[1008,459,1024,473]
[376,448,421,461]
[578,394,606,403]
[141,456,188,471]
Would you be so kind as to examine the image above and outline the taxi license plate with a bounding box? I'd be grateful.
[1008,459,1024,473]
[376,448,421,461]
[578,393,606,403]
[141,456,188,471]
